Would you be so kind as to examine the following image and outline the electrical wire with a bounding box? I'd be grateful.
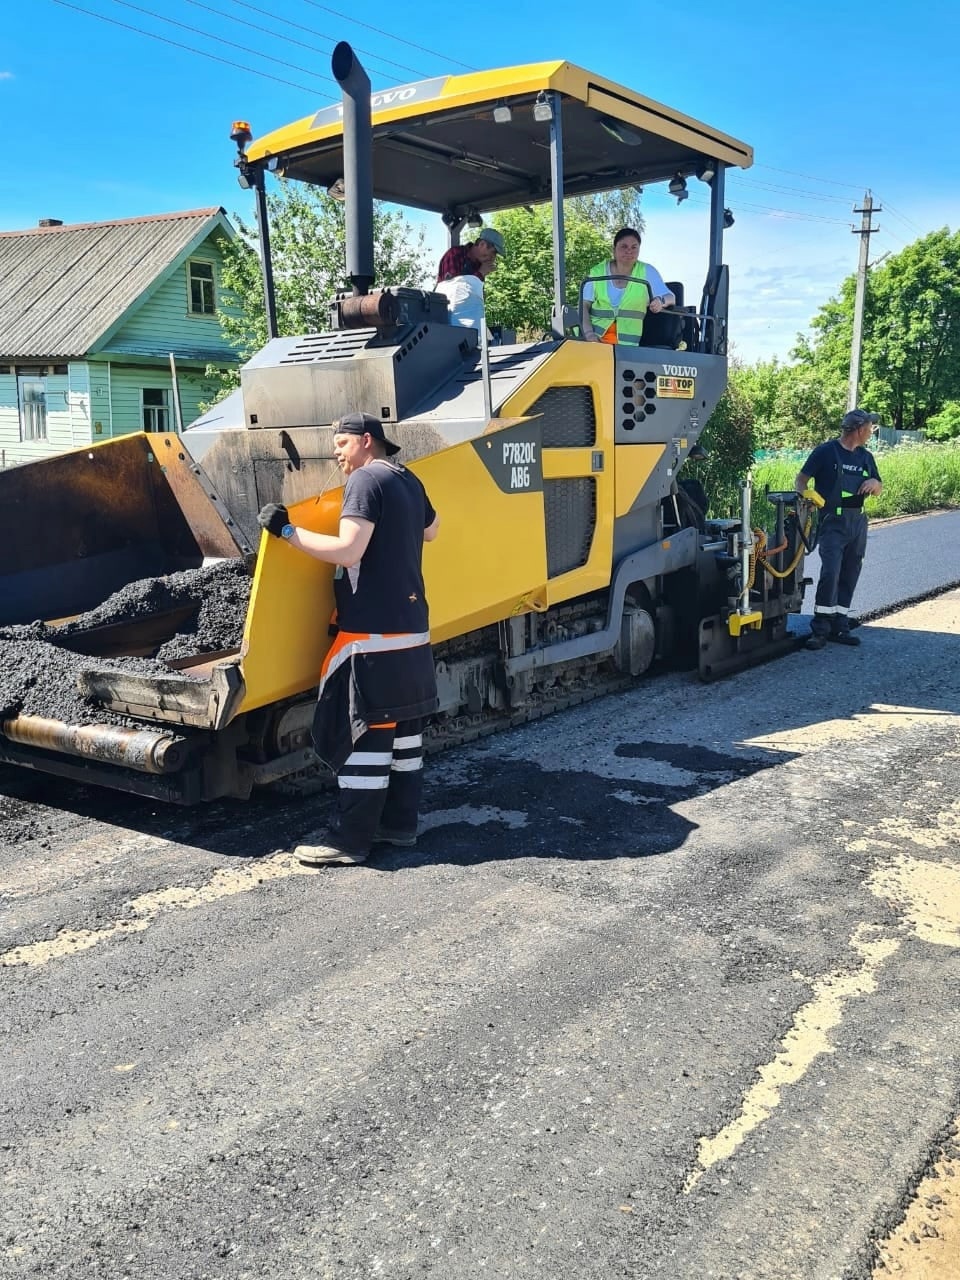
[686,194,851,227]
[875,225,907,249]
[219,0,430,78]
[50,0,322,93]
[47,0,920,250]
[183,0,352,66]
[728,199,850,226]
[875,198,925,238]
[104,0,339,87]
[735,178,853,205]
[754,163,866,192]
[748,167,928,242]
[298,0,477,72]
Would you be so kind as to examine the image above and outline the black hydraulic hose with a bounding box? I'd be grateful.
[795,510,820,554]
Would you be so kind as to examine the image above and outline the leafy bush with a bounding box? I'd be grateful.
[695,382,757,517]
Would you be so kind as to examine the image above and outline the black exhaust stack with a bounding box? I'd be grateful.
[332,42,374,296]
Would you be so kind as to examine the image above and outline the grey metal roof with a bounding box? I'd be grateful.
[0,209,230,360]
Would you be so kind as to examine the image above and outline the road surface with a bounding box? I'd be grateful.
[798,506,960,621]
[2,517,960,1280]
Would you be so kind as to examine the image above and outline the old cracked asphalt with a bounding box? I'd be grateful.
[2,539,960,1279]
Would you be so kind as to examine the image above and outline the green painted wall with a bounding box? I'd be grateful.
[0,359,228,466]
[106,363,223,436]
[106,229,241,363]
[0,374,17,464]
[88,363,111,442]
[0,366,88,466]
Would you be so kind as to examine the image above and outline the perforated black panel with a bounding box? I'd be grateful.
[545,478,596,577]
[525,385,596,448]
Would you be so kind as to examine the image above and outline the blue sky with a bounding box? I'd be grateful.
[2,0,956,363]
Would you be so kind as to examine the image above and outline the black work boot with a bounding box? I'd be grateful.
[828,631,861,647]
[805,634,827,651]
[372,826,418,848]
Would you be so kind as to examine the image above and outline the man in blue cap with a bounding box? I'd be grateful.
[795,408,883,650]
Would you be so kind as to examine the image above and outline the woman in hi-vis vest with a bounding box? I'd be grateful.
[581,227,675,345]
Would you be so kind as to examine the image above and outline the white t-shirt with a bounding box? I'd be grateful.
[582,261,671,305]
[436,274,485,330]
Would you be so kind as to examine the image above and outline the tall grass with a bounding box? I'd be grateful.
[750,440,960,525]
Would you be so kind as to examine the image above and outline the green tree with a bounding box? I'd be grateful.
[769,363,845,451]
[730,359,781,449]
[797,228,960,430]
[924,400,960,441]
[207,180,429,400]
[861,229,960,428]
[795,277,857,386]
[481,190,645,337]
[730,357,844,453]
[567,189,645,238]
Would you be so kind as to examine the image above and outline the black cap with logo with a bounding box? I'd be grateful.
[841,408,879,431]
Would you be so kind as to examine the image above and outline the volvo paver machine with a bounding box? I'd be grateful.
[0,44,810,802]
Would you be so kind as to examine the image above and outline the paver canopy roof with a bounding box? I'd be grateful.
[246,60,752,217]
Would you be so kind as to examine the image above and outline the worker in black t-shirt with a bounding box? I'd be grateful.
[795,408,883,650]
[258,411,440,865]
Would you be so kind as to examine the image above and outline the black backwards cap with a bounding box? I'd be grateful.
[335,411,400,456]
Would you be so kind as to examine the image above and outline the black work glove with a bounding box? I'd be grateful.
[258,503,290,538]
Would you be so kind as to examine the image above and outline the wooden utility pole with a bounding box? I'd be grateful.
[848,190,881,410]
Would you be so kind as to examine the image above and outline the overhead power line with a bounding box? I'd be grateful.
[734,177,853,205]
[723,197,850,226]
[105,0,339,87]
[184,0,350,67]
[685,195,851,226]
[752,172,925,240]
[874,198,925,238]
[754,162,865,192]
[298,0,477,72]
[220,0,429,78]
[51,0,323,93]
[876,225,907,248]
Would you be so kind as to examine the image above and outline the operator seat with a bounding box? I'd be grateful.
[665,281,701,351]
[640,280,686,349]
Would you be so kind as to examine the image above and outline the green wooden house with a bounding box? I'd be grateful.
[0,208,241,468]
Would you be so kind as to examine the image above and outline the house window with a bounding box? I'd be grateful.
[18,376,48,441]
[142,388,169,432]
[188,260,216,315]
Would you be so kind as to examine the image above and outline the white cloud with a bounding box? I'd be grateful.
[0,72,13,81]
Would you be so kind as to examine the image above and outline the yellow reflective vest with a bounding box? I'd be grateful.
[587,261,649,344]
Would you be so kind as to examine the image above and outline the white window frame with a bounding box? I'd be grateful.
[187,259,216,315]
[18,374,48,442]
[142,387,170,433]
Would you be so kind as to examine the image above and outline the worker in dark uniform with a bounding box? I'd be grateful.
[258,411,440,866]
[795,408,882,650]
